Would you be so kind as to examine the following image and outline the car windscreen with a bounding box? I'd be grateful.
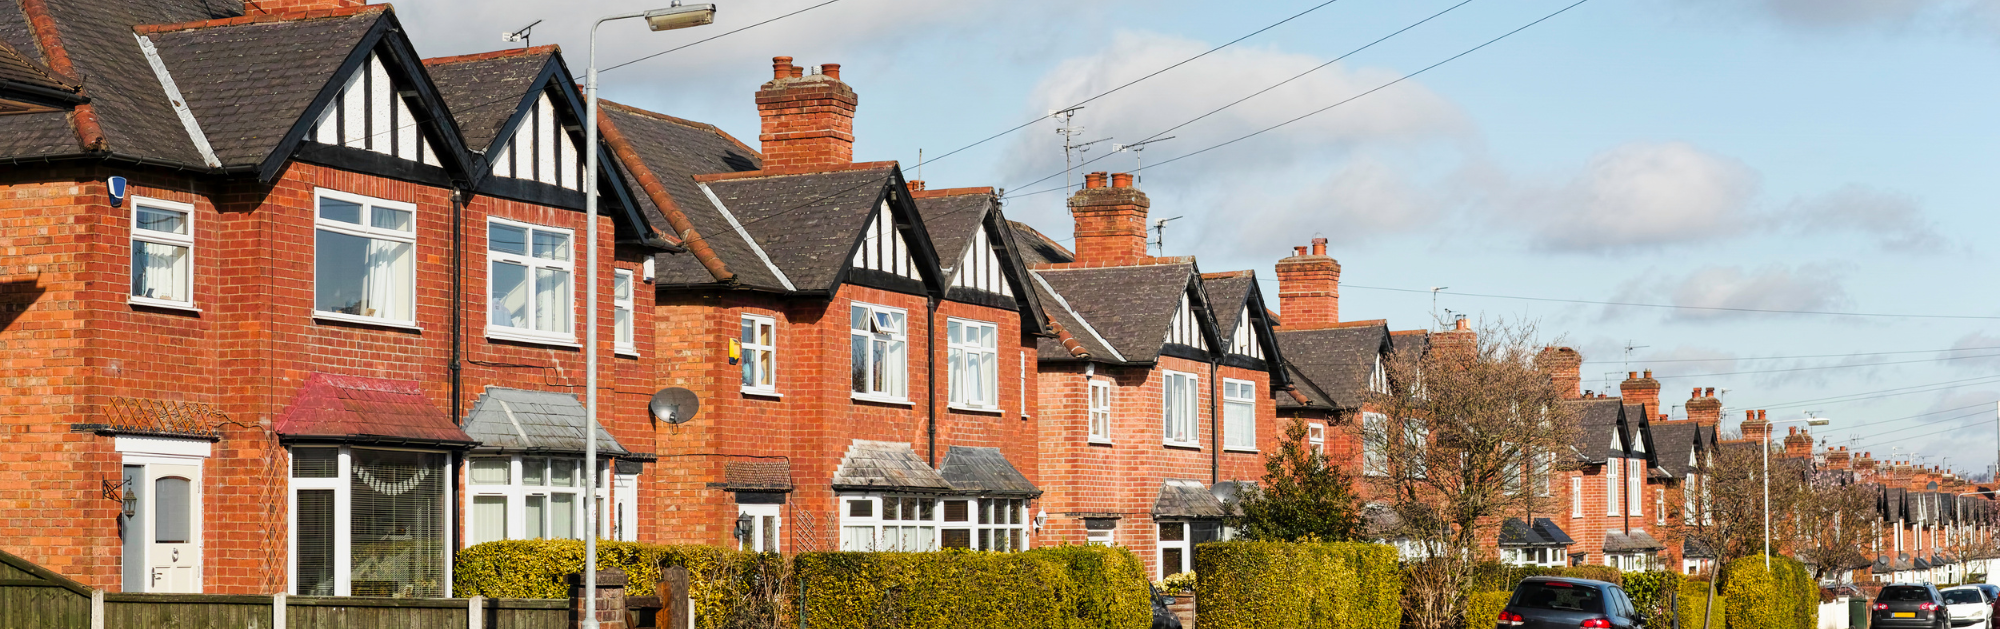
[1880,587,1932,602]
[1944,590,1985,605]
[1513,582,1605,613]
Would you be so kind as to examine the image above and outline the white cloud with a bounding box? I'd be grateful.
[1498,142,1760,253]
[1672,0,2000,38]
[1608,263,1850,322]
[1775,184,1948,252]
[1941,331,2000,371]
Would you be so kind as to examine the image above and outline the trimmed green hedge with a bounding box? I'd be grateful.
[1465,562,1627,593]
[1679,579,1725,629]
[1621,570,1683,620]
[790,546,1152,629]
[1193,541,1402,629]
[1461,591,1511,629]
[455,539,754,598]
[1722,555,1814,629]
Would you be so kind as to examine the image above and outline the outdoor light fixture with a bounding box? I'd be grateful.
[644,4,716,31]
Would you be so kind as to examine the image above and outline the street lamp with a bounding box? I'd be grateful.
[582,5,714,628]
[1765,416,1831,570]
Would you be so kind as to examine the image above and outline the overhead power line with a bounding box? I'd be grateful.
[1738,374,2000,411]
[603,0,848,73]
[1648,352,2000,380]
[1249,280,2000,321]
[1586,346,2000,365]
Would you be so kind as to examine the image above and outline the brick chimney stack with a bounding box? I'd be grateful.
[1539,347,1583,399]
[1740,409,1770,443]
[1855,451,1875,473]
[1066,171,1151,266]
[250,0,364,11]
[1686,387,1721,426]
[1784,426,1812,458]
[757,56,857,170]
[1274,238,1341,330]
[1826,446,1852,471]
[1620,371,1661,419]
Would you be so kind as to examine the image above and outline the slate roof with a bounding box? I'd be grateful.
[937,446,1040,498]
[1007,220,1073,266]
[424,47,551,153]
[1209,480,1255,516]
[0,39,78,95]
[1651,421,1702,476]
[1498,518,1575,547]
[718,460,792,492]
[1602,529,1664,553]
[1277,324,1389,410]
[831,440,953,493]
[1203,273,1255,341]
[913,192,990,273]
[701,165,904,291]
[597,101,772,288]
[1565,398,1627,464]
[460,386,628,456]
[1031,262,1197,364]
[274,373,475,446]
[146,8,381,167]
[1153,479,1228,519]
[1029,271,1119,362]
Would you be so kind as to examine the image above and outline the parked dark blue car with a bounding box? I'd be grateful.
[1493,576,1647,629]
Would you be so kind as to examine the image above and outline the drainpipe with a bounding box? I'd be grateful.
[1210,359,1220,485]
[928,294,939,466]
[449,189,466,575]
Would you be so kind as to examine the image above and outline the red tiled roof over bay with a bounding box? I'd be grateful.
[275,373,474,445]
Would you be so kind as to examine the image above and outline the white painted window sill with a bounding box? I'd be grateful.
[485,327,580,348]
[742,388,781,399]
[615,346,639,358]
[129,297,199,313]
[1088,438,1114,446]
[1163,441,1202,450]
[851,393,912,406]
[948,404,1003,415]
[316,311,421,331]
[1224,447,1259,454]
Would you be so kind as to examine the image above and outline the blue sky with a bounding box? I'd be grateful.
[399,0,2000,476]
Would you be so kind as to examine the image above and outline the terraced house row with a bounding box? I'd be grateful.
[2,0,1989,599]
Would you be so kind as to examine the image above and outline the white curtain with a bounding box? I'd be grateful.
[534,268,569,332]
[362,238,411,320]
[471,497,506,544]
[135,242,187,301]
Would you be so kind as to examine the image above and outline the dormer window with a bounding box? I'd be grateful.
[1368,355,1389,394]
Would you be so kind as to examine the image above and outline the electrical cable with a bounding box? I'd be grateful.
[1250,277,2000,321]
[1591,346,2000,365]
[1736,374,2000,412]
[1820,401,1999,433]
[1646,353,2000,380]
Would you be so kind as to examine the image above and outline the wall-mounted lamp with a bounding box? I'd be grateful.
[734,514,754,541]
[103,479,136,517]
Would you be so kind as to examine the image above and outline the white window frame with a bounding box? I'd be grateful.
[838,494,944,552]
[737,503,781,552]
[1571,476,1584,518]
[313,189,419,328]
[484,217,576,345]
[1222,378,1256,452]
[1362,412,1389,477]
[286,445,451,597]
[613,269,636,356]
[849,302,909,403]
[1159,521,1190,579]
[740,314,778,395]
[1628,458,1644,517]
[947,318,1000,411]
[1606,457,1622,517]
[1088,380,1112,444]
[1308,423,1326,456]
[1656,488,1666,526]
[129,196,197,310]
[463,454,588,545]
[1161,370,1200,447]
[1536,452,1555,497]
[1403,418,1429,479]
[1085,524,1116,547]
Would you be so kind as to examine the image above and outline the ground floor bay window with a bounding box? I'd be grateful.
[1157,520,1223,579]
[465,455,600,544]
[289,446,450,597]
[837,494,1029,552]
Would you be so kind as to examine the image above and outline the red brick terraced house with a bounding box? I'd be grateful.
[599,56,1051,554]
[0,0,673,596]
[1018,171,1289,580]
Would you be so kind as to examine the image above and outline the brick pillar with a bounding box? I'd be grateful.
[1619,371,1660,420]
[1067,172,1151,265]
[1274,238,1340,330]
[757,57,857,170]
[1539,347,1582,399]
[569,569,629,629]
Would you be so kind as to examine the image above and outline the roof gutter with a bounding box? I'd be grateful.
[595,107,735,282]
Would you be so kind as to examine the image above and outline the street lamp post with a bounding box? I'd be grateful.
[583,5,713,628]
[1765,416,1831,570]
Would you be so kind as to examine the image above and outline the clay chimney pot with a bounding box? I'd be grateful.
[789,65,804,78]
[909,180,924,191]
[1294,246,1308,256]
[1311,237,1327,256]
[1629,371,1638,380]
[1644,370,1652,378]
[821,63,841,80]
[1084,172,1107,189]
[1111,172,1133,188]
[1705,387,1715,397]
[772,56,793,80]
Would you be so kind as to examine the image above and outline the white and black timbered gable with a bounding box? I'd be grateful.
[284,21,470,186]
[466,57,625,212]
[1159,277,1223,363]
[939,205,1046,334]
[1219,285,1285,379]
[839,177,947,298]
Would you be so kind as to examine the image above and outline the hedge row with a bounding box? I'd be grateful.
[1721,555,1815,629]
[455,539,747,598]
[1466,561,1624,593]
[788,546,1152,629]
[1620,570,1683,620]
[1460,591,1512,629]
[1193,541,1402,629]
[1679,579,1725,629]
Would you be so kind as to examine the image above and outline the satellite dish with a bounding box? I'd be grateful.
[649,387,700,425]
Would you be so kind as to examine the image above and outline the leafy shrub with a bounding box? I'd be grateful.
[791,546,1151,629]
[455,539,747,598]
[1194,540,1402,629]
[1155,570,1199,594]
[1722,555,1815,629]
[1679,578,1725,629]
[1620,571,1683,620]
[1461,591,1511,629]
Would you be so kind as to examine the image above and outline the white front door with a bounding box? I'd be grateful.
[738,503,780,552]
[145,462,202,593]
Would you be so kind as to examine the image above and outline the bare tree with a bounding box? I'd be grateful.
[1784,472,1879,583]
[1367,321,1581,629]
[1673,439,1814,566]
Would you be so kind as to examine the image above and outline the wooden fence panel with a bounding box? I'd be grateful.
[486,598,571,629]
[287,597,467,629]
[0,584,89,629]
[104,594,274,629]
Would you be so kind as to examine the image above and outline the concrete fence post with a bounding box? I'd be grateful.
[468,595,484,629]
[88,590,103,629]
[273,592,286,629]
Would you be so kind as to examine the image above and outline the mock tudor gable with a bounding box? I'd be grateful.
[1030,261,1221,366]
[688,163,947,296]
[1201,271,1288,383]
[913,187,1051,333]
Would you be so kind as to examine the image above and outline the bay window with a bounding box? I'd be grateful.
[849,303,907,400]
[1162,371,1198,447]
[1222,379,1255,451]
[839,495,1026,552]
[289,446,448,597]
[486,219,573,342]
[464,455,587,545]
[315,190,416,326]
[1157,521,1221,579]
[740,314,776,394]
[130,197,195,307]
[947,318,999,410]
[1088,380,1112,443]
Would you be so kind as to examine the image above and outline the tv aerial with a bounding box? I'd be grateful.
[502,19,542,48]
[1112,136,1174,188]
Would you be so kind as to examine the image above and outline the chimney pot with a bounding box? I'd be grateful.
[1294,246,1308,256]
[1705,387,1715,397]
[1311,237,1327,256]
[1758,409,1767,420]
[772,56,793,80]
[1746,410,1755,420]
[1628,371,1637,379]
[821,63,841,80]
[758,56,857,169]
[1085,172,1107,189]
[1643,370,1652,378]
[1111,172,1133,188]
[1455,317,1470,331]
[1692,388,1701,397]
[909,180,924,191]
[1789,426,1798,435]
[1066,171,1150,265]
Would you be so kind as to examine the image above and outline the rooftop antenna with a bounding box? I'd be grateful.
[502,19,542,48]
[1112,136,1175,188]
[1622,340,1650,373]
[916,148,923,182]
[1429,287,1448,327]
[1150,216,1184,256]
[1051,106,1109,192]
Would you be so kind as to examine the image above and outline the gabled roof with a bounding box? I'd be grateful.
[1651,421,1703,476]
[1277,323,1390,410]
[1499,517,1575,547]
[1030,261,1210,364]
[1007,220,1074,266]
[698,163,942,293]
[424,46,550,153]
[912,188,1048,332]
[914,190,989,271]
[0,39,83,112]
[1564,398,1627,464]
[598,100,767,286]
[460,386,628,456]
